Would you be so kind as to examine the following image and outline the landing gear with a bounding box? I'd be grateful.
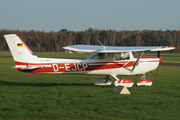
[93,74,153,87]
[105,75,110,83]
[137,74,153,86]
[114,79,134,87]
[93,75,112,85]
[111,75,134,87]
[141,74,146,80]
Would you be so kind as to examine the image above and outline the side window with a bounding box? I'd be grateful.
[90,53,98,59]
[114,53,121,60]
[114,52,129,61]
[90,53,106,60]
[98,53,105,60]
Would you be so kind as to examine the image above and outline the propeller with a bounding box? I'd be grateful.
[157,51,160,58]
[156,41,161,78]
[156,52,160,78]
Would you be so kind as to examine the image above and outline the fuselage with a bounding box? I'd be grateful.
[15,52,162,77]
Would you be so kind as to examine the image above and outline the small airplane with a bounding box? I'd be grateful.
[4,34,175,87]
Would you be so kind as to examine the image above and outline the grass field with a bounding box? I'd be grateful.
[0,52,180,120]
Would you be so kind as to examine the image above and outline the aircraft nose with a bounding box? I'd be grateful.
[159,58,163,62]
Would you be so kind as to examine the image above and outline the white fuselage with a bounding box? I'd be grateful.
[15,52,161,77]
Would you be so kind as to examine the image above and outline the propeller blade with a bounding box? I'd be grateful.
[156,40,161,78]
[157,51,160,58]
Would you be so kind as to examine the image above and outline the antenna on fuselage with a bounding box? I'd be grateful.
[96,38,106,49]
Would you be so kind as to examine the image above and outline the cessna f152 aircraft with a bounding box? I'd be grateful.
[4,34,175,87]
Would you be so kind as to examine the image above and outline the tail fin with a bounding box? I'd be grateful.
[4,34,38,63]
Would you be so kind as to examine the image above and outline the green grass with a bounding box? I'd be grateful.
[0,52,180,120]
[143,52,180,63]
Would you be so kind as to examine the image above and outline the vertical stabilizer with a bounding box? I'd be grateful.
[4,34,38,63]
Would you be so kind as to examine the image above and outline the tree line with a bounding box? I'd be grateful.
[0,28,179,52]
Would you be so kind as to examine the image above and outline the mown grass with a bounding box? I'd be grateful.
[0,52,180,120]
[144,52,180,63]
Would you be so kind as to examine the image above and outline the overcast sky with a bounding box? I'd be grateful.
[0,0,180,32]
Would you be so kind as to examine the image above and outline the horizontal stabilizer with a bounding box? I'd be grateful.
[11,66,16,69]
[20,65,51,70]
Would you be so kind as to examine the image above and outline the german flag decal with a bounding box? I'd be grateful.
[17,43,23,47]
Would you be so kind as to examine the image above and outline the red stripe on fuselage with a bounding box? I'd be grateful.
[136,56,159,59]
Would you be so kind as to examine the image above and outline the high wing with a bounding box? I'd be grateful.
[63,45,175,53]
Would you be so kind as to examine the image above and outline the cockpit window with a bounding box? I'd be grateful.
[132,52,138,58]
[90,53,106,60]
[114,52,129,60]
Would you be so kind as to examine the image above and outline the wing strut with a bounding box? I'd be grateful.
[105,75,110,83]
[131,51,144,71]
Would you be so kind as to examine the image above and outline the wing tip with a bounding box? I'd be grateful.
[161,46,175,49]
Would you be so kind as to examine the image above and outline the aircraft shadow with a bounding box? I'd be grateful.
[0,80,94,87]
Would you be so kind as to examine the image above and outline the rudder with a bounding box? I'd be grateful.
[4,34,38,63]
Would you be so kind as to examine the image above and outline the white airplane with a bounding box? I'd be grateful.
[4,34,175,87]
